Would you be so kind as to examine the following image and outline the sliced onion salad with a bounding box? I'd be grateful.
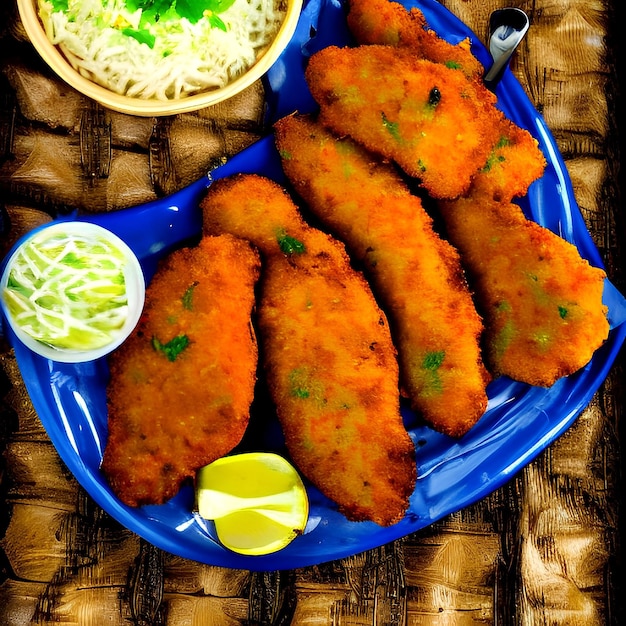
[37,0,288,100]
[1,222,145,362]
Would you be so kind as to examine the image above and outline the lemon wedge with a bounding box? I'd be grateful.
[196,452,309,556]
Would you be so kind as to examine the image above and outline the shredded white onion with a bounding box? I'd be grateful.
[3,231,130,349]
[37,0,287,100]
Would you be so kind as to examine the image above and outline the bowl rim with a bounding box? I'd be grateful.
[16,0,303,116]
[0,221,146,363]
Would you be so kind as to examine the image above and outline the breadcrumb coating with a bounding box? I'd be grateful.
[305,45,502,199]
[201,174,416,526]
[467,116,547,202]
[275,114,489,436]
[439,198,609,385]
[347,0,484,78]
[102,234,260,507]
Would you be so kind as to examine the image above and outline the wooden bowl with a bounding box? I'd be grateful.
[16,0,302,116]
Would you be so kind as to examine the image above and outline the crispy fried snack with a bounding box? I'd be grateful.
[345,0,546,203]
[468,116,546,202]
[201,174,416,526]
[439,197,609,386]
[275,114,489,436]
[305,45,502,199]
[102,235,260,507]
[347,0,484,78]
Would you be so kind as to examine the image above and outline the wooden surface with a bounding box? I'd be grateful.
[1,0,625,623]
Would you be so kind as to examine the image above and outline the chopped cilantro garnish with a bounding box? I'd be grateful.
[152,334,190,361]
[126,0,177,23]
[182,281,199,310]
[291,387,310,399]
[496,135,511,149]
[381,112,401,141]
[482,136,512,171]
[482,153,506,172]
[125,0,236,28]
[175,0,209,21]
[417,351,446,396]
[122,28,156,48]
[558,305,568,319]
[208,13,228,31]
[288,367,325,402]
[423,350,445,370]
[277,231,306,255]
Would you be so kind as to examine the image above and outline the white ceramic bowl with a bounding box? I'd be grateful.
[17,0,303,116]
[1,221,145,362]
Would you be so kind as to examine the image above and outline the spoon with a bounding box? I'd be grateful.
[484,7,530,87]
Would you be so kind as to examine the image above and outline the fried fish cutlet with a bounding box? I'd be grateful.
[275,114,489,436]
[102,234,260,507]
[305,45,502,199]
[346,0,484,78]
[345,0,546,204]
[201,174,416,526]
[439,197,609,386]
[469,116,547,203]
[259,244,416,525]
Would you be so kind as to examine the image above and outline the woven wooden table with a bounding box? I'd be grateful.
[1,0,625,623]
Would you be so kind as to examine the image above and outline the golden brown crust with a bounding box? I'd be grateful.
[467,117,547,202]
[305,45,502,199]
[102,234,260,507]
[347,0,484,78]
[201,174,416,525]
[439,198,609,386]
[275,114,489,436]
[345,0,546,205]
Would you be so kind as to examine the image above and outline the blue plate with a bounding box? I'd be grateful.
[3,0,626,570]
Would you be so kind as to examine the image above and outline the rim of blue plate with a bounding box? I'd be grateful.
[2,0,626,570]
